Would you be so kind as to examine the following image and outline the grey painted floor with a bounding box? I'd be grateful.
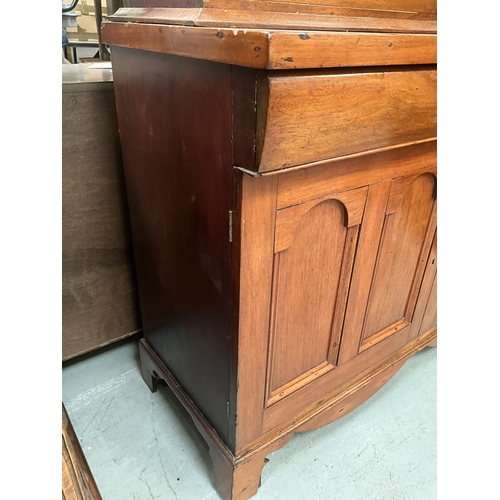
[62,337,436,500]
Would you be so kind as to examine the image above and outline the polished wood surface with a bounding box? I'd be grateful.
[266,188,367,406]
[233,174,278,448]
[408,232,437,341]
[276,141,436,207]
[62,405,102,500]
[111,47,235,447]
[62,64,141,361]
[102,22,436,69]
[257,68,436,171]
[104,2,437,497]
[274,187,367,252]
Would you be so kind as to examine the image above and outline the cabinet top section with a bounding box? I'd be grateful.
[102,3,436,69]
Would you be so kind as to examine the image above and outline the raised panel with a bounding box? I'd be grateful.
[360,174,436,349]
[419,274,437,335]
[266,191,365,406]
[406,231,436,342]
[275,187,367,253]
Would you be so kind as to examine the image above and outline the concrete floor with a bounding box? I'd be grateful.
[62,337,436,500]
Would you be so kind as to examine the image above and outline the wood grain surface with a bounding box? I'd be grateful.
[276,141,437,208]
[233,174,278,450]
[62,405,102,500]
[257,68,436,171]
[122,0,436,14]
[204,0,437,19]
[111,47,235,447]
[102,21,436,70]
[62,70,141,361]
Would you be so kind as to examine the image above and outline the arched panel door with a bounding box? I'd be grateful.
[264,187,368,407]
[339,173,437,365]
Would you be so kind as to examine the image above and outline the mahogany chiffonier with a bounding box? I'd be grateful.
[101,2,437,498]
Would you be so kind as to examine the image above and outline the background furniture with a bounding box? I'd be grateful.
[62,63,141,361]
[62,404,102,500]
[102,2,437,498]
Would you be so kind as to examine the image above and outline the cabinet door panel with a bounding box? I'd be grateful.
[265,189,367,407]
[420,274,437,334]
[340,173,436,363]
[406,230,437,341]
[361,173,436,346]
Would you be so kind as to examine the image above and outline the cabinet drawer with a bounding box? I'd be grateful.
[257,67,436,172]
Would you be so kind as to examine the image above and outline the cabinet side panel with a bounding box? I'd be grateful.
[111,47,233,446]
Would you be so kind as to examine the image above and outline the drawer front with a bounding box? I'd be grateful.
[257,68,436,172]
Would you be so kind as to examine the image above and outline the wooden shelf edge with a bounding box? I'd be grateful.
[102,15,436,70]
[108,7,436,34]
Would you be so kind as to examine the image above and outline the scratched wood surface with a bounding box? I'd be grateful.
[102,21,436,70]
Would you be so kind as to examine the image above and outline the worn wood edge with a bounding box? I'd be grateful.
[62,329,142,363]
[102,19,436,69]
[139,338,235,463]
[62,404,103,500]
[266,31,436,69]
[234,138,437,177]
[108,8,436,33]
[237,327,436,457]
[102,22,271,69]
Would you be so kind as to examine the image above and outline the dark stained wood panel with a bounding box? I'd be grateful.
[110,47,234,447]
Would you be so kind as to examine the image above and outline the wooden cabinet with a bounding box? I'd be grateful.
[102,2,437,499]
